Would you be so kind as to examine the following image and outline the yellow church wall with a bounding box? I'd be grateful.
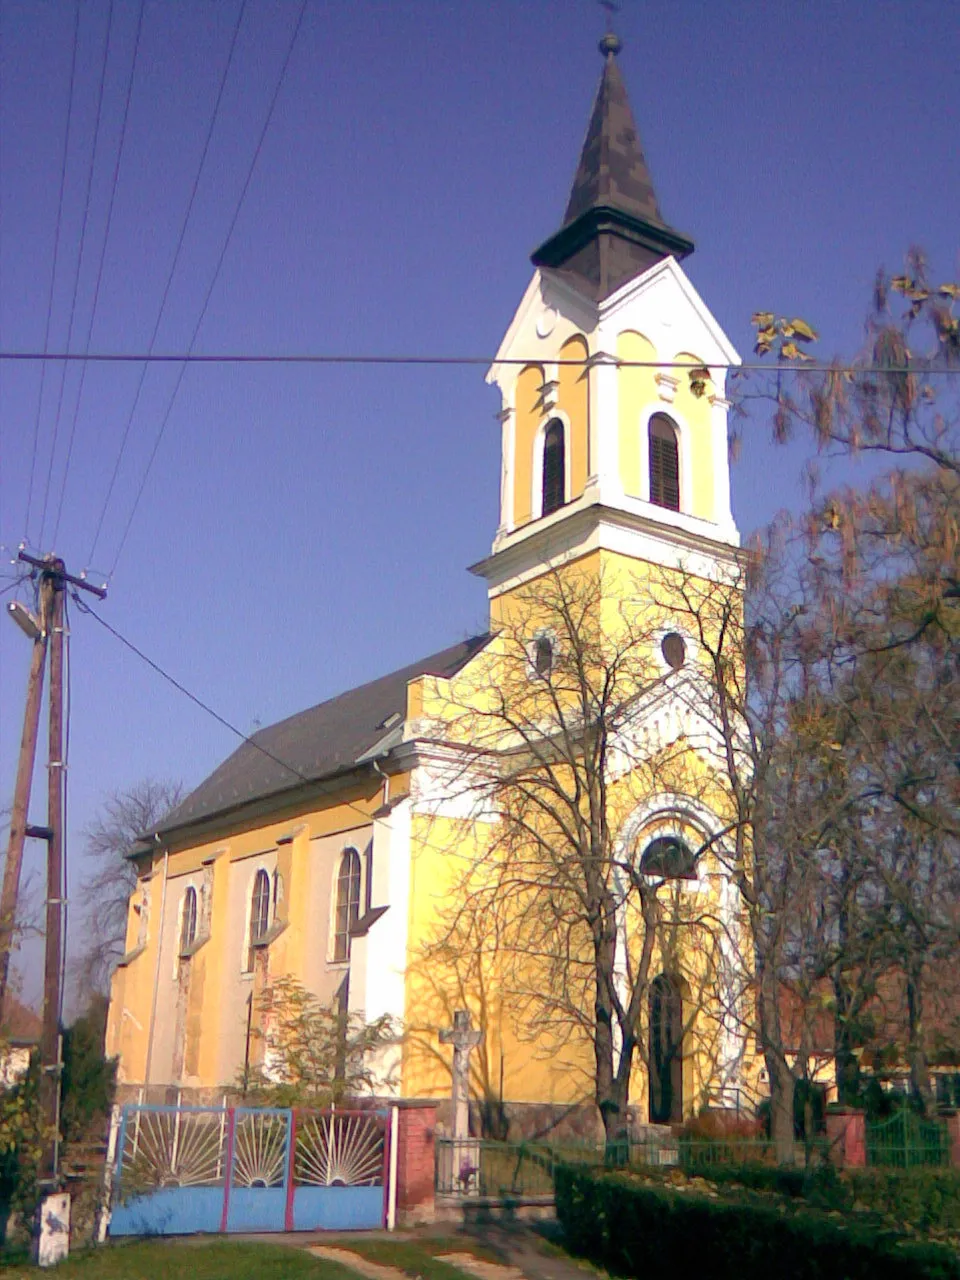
[401,806,598,1109]
[109,784,386,1091]
[401,537,753,1123]
[616,330,658,500]
[512,364,543,528]
[509,337,590,532]
[672,351,716,521]
[558,334,589,500]
[615,332,718,524]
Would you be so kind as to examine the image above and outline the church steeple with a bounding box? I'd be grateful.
[531,34,694,302]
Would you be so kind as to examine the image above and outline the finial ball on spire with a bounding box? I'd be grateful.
[598,31,622,57]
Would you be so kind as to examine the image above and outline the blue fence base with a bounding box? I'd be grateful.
[292,1186,384,1231]
[110,1187,224,1237]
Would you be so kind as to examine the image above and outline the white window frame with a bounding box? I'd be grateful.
[328,845,363,966]
[531,411,572,521]
[638,406,691,515]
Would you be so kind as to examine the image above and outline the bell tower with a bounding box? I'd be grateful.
[472,35,741,607]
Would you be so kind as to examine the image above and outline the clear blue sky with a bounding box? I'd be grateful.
[0,1,957,1004]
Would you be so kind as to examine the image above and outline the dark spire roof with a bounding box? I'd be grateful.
[531,34,694,302]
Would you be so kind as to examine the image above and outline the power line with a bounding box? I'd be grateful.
[23,0,81,546]
[107,0,309,577]
[0,351,958,376]
[53,0,145,552]
[71,593,311,787]
[70,594,465,855]
[85,0,248,567]
[42,0,116,549]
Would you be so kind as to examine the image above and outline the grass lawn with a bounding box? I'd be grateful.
[0,1239,360,1279]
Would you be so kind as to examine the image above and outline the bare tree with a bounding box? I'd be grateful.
[416,566,743,1149]
[77,778,184,997]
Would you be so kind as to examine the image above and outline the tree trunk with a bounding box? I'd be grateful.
[767,1052,796,1164]
[833,972,861,1105]
[906,973,933,1116]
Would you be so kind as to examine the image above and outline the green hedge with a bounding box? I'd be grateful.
[843,1168,960,1230]
[648,1161,960,1230]
[554,1165,960,1280]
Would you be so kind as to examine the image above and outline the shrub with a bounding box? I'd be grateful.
[554,1164,960,1280]
[843,1168,960,1230]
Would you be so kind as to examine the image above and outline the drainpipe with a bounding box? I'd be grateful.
[142,838,169,1097]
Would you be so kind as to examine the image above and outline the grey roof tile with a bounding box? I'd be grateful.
[157,634,490,836]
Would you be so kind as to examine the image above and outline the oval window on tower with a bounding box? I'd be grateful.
[661,632,686,670]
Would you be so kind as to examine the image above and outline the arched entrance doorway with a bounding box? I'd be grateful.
[649,973,684,1124]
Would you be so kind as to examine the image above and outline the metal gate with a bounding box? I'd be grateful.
[867,1108,950,1168]
[108,1104,389,1236]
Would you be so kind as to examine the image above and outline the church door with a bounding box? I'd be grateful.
[649,974,684,1125]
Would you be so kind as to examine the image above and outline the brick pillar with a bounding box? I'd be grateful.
[395,1102,437,1226]
[826,1107,866,1167]
[946,1112,960,1167]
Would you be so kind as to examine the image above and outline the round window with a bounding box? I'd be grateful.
[661,632,686,670]
[533,636,554,678]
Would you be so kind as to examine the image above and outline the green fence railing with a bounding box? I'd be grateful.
[867,1110,950,1168]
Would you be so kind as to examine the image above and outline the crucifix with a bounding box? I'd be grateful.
[439,1010,482,1140]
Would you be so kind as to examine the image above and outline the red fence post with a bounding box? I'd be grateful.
[394,1102,436,1226]
[284,1110,297,1232]
[826,1107,866,1168]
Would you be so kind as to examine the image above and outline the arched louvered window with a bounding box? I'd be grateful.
[541,420,565,517]
[640,835,698,880]
[247,868,271,970]
[334,848,362,963]
[648,414,680,511]
[180,886,198,954]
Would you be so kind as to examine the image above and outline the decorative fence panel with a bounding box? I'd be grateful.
[867,1110,950,1168]
[109,1104,388,1236]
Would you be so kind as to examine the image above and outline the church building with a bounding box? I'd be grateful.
[106,34,755,1137]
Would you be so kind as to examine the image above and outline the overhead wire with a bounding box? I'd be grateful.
[84,0,248,568]
[71,593,424,841]
[52,0,145,556]
[71,592,312,787]
[41,0,116,549]
[23,0,81,546]
[0,352,957,376]
[106,0,310,579]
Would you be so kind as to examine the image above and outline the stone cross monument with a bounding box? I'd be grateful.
[439,1010,482,1139]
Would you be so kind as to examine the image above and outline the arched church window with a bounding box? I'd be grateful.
[180,886,197,954]
[247,868,271,970]
[648,414,680,511]
[334,848,362,963]
[542,420,565,516]
[640,835,698,880]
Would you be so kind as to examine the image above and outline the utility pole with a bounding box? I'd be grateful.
[2,551,105,1267]
[0,575,53,1016]
[39,564,65,1188]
